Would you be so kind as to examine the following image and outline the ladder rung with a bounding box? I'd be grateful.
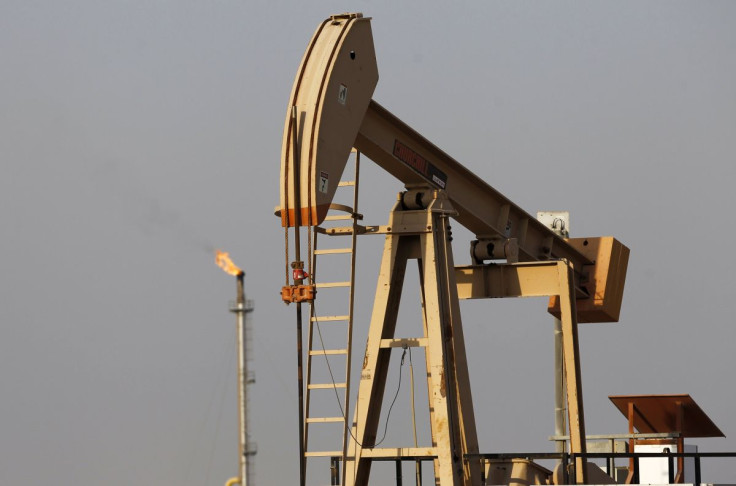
[317,226,356,235]
[338,181,355,187]
[324,214,354,221]
[361,447,437,458]
[314,248,352,255]
[307,382,347,389]
[306,416,344,423]
[305,450,344,457]
[309,349,348,356]
[311,315,350,322]
[315,281,351,288]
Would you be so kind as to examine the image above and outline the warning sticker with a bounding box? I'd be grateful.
[338,84,347,105]
[392,140,448,189]
[319,171,329,193]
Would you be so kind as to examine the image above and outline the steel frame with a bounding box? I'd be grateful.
[344,191,588,485]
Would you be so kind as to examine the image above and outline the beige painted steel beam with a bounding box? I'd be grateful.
[278,15,593,273]
[346,198,480,486]
[280,14,378,228]
[455,261,569,299]
[360,447,437,458]
[355,101,592,271]
[279,14,629,322]
[345,211,410,486]
[452,260,588,483]
[279,14,628,485]
[557,261,588,484]
[420,204,481,486]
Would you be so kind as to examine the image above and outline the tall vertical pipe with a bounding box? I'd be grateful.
[232,272,250,486]
[540,213,568,458]
[291,105,307,486]
[554,317,567,454]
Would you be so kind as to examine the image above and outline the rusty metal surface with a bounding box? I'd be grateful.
[609,394,725,438]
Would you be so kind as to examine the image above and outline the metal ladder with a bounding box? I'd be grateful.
[304,151,362,484]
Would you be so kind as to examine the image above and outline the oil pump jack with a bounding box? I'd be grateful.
[277,13,629,486]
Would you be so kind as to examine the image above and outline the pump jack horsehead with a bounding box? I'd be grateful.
[277,13,629,486]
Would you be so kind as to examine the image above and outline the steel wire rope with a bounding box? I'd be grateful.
[312,302,407,448]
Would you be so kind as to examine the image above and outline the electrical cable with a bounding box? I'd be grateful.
[313,303,406,448]
[377,345,406,447]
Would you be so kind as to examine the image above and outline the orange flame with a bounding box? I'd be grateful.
[215,250,243,276]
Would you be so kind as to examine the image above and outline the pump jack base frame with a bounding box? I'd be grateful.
[342,191,588,486]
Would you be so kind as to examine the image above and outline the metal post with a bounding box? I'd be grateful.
[395,460,403,486]
[331,456,340,486]
[295,298,306,486]
[233,273,249,486]
[557,262,587,484]
[634,456,639,484]
[554,317,566,456]
[291,105,307,486]
[541,212,568,466]
[609,438,615,477]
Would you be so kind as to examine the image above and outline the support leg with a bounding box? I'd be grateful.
[346,232,411,486]
[675,402,684,484]
[421,214,480,485]
[557,261,587,484]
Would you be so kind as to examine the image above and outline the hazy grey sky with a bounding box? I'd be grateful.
[2,2,736,485]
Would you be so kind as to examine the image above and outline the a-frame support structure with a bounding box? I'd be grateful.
[343,190,589,485]
[344,191,479,486]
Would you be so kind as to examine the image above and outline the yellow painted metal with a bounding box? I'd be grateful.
[308,383,347,389]
[456,261,565,299]
[278,13,633,485]
[453,260,589,483]
[360,447,436,458]
[345,194,480,486]
[280,14,378,227]
[456,238,629,323]
[303,154,363,484]
[355,101,593,271]
[548,237,630,323]
[556,261,588,484]
[304,450,343,458]
[277,15,629,315]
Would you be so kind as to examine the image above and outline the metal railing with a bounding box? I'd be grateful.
[465,451,736,485]
[325,450,736,484]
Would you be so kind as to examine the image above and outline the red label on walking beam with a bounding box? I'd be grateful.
[392,140,447,189]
